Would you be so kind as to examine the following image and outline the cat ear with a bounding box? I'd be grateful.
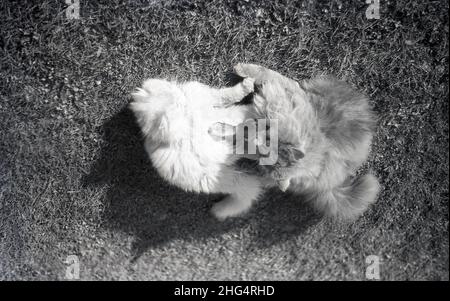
[292,148,305,160]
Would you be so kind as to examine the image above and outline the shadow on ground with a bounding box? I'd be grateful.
[82,105,319,259]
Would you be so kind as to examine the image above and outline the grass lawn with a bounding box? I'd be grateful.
[0,0,448,280]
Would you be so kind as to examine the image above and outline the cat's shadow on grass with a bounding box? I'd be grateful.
[82,104,320,261]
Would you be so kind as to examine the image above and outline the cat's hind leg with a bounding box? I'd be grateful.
[211,175,262,220]
[215,77,255,107]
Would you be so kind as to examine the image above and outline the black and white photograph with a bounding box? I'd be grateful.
[0,0,448,282]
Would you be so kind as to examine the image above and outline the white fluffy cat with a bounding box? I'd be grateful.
[130,78,267,220]
[211,63,380,220]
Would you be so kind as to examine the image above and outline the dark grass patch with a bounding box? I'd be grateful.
[0,0,448,280]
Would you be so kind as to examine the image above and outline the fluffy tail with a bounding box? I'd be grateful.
[310,173,380,220]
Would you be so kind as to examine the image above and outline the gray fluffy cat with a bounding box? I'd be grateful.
[211,64,380,220]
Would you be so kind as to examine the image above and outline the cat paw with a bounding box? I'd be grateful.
[277,179,291,192]
[211,197,246,220]
[234,63,263,81]
[241,77,255,94]
[233,63,248,77]
[208,122,235,141]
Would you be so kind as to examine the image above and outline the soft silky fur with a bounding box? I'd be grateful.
[130,78,267,220]
[233,63,380,220]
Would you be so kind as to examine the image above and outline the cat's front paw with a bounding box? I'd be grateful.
[233,63,248,78]
[277,179,291,192]
[208,122,235,142]
[241,77,255,94]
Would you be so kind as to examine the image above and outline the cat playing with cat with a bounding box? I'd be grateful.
[130,63,380,221]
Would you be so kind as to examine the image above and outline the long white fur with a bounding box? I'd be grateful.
[233,63,380,220]
[130,78,266,220]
